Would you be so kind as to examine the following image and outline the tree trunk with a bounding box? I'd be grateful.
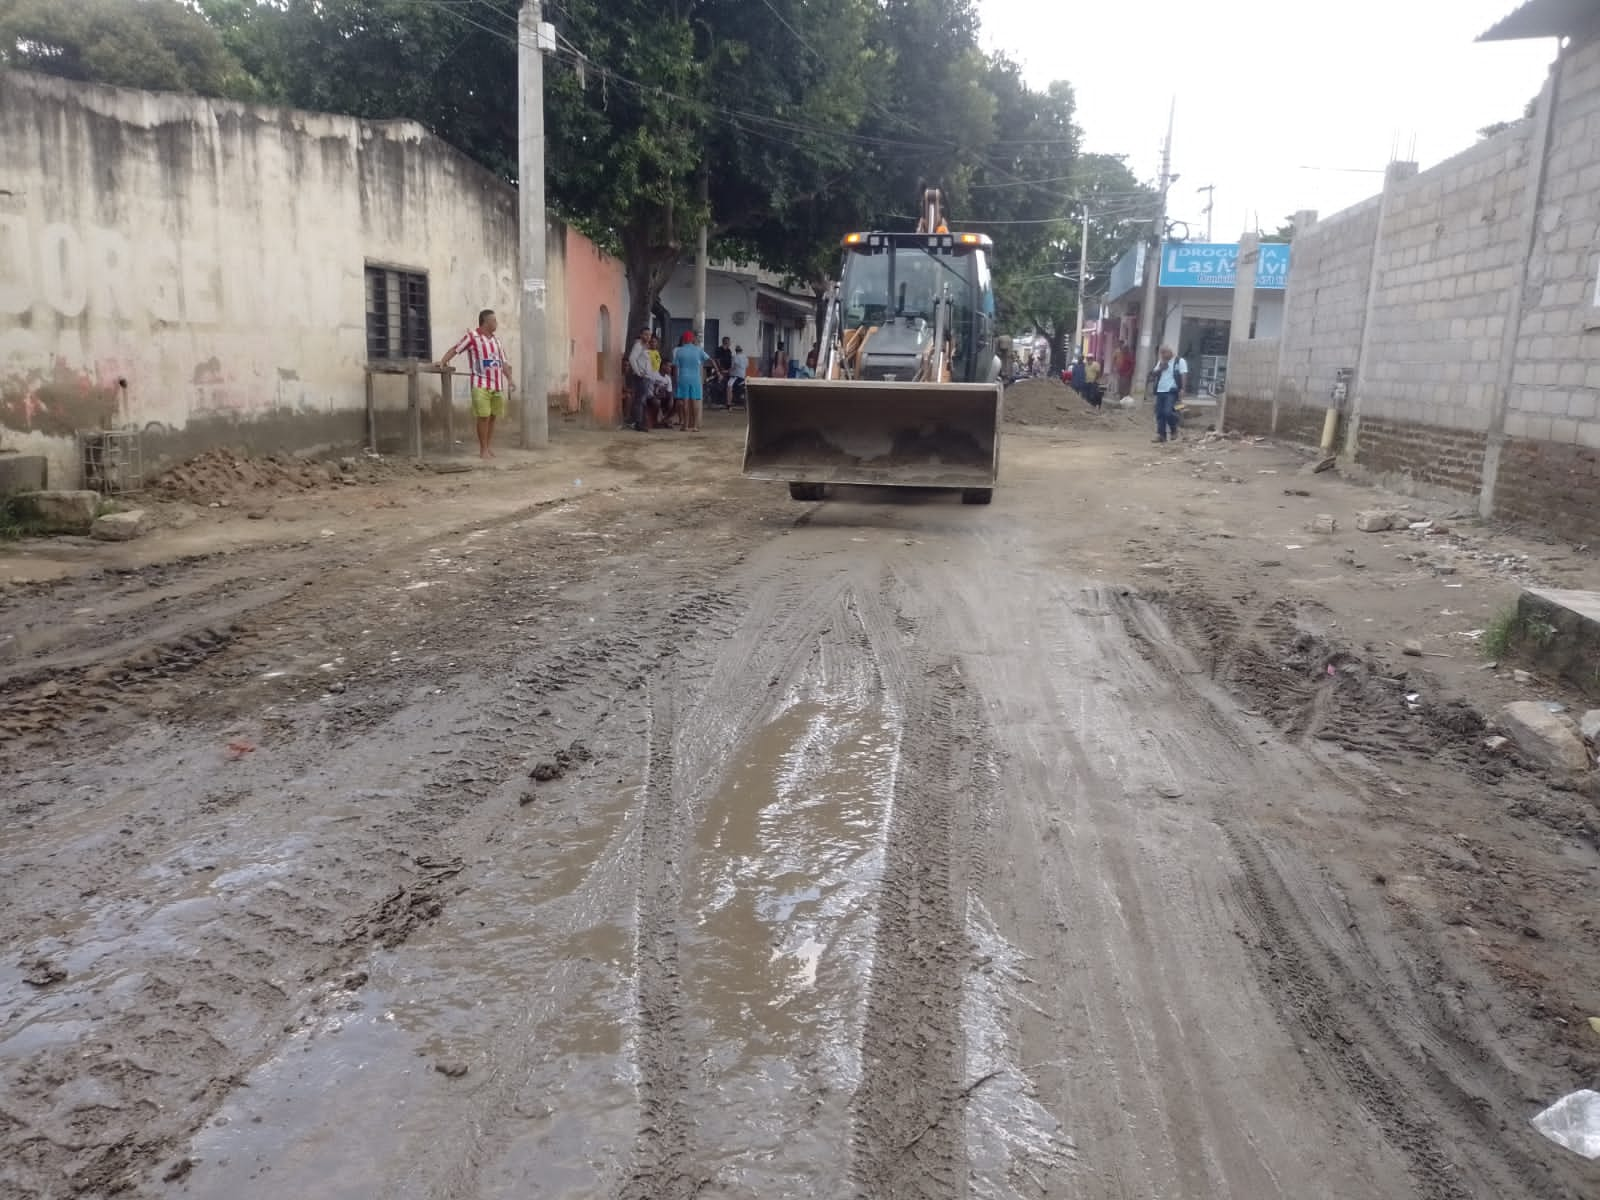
[623,236,680,351]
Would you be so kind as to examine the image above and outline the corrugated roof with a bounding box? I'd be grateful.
[1479,0,1600,40]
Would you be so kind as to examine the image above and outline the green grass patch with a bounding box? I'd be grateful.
[1482,607,1518,659]
[0,494,45,541]
[1482,604,1559,659]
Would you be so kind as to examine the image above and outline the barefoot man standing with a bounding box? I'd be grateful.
[439,309,514,459]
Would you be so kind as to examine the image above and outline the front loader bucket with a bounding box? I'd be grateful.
[741,378,1001,490]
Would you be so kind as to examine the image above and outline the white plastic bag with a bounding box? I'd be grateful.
[1531,1089,1600,1160]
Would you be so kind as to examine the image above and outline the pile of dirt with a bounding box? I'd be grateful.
[1003,378,1139,428]
[151,448,398,504]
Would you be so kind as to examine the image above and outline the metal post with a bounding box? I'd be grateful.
[518,0,550,447]
[1132,100,1174,399]
[1072,205,1090,359]
[439,367,454,452]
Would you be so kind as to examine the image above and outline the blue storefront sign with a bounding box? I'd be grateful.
[1158,242,1289,290]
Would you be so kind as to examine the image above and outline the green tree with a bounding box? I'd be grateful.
[1,0,255,97]
[193,0,1116,345]
[1260,216,1295,244]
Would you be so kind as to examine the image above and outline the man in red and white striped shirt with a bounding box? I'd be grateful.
[439,309,515,459]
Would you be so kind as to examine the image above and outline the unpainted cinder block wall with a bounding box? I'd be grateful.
[1231,19,1600,540]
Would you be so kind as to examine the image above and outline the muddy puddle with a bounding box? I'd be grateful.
[679,687,898,1195]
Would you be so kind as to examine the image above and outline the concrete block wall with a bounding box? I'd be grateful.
[1497,29,1600,540]
[1277,196,1382,418]
[1223,338,1279,435]
[1227,20,1600,542]
[1359,131,1532,438]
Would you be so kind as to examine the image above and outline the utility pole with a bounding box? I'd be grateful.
[1197,183,1215,241]
[1071,205,1091,360]
[693,169,709,340]
[1132,99,1174,403]
[517,0,550,447]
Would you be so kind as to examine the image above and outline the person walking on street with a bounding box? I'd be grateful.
[673,330,712,432]
[1150,346,1187,444]
[438,309,514,460]
[1086,357,1104,409]
[626,326,654,431]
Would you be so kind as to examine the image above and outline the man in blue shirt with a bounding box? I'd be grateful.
[672,330,712,432]
[1150,346,1187,443]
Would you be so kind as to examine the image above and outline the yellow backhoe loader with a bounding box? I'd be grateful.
[741,190,1007,505]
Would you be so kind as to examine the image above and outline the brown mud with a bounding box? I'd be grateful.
[1,413,1597,1199]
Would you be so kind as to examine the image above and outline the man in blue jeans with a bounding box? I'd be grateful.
[1151,345,1187,443]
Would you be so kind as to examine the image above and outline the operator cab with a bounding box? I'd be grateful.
[837,230,998,384]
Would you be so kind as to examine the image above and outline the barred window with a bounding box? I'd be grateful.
[364,265,431,360]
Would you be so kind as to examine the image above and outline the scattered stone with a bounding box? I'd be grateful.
[1484,735,1510,753]
[435,1060,469,1079]
[529,761,560,782]
[21,957,66,987]
[1282,488,1311,497]
[1356,510,1399,532]
[1402,640,1424,657]
[1309,514,1338,535]
[1495,701,1590,773]
[19,490,99,534]
[1300,455,1337,476]
[90,509,148,541]
[1434,565,1457,576]
[1513,669,1534,685]
[1581,711,1600,744]
[1154,783,1184,799]
[247,510,268,520]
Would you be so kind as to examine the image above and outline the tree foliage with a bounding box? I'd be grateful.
[1,0,254,97]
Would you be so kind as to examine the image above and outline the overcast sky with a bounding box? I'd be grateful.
[977,0,1557,241]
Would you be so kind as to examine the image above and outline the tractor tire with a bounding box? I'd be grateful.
[789,482,825,502]
[961,488,993,505]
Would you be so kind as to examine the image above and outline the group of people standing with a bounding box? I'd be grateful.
[623,330,820,433]
[624,328,744,433]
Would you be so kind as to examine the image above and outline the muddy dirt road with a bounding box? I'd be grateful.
[3,410,1598,1198]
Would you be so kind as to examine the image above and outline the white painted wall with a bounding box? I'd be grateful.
[0,72,531,480]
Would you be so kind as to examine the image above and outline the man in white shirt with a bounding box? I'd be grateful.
[730,343,749,407]
[1151,345,1188,443]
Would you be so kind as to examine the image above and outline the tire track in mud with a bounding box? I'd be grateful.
[1113,591,1581,1200]
[845,568,997,1200]
[619,681,700,1200]
[850,660,984,1200]
[0,493,775,1200]
[608,542,1000,1199]
[614,564,862,1199]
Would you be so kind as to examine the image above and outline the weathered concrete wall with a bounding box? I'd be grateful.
[0,71,626,476]
[1224,23,1600,540]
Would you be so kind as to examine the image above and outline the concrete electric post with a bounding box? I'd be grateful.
[1132,101,1175,401]
[518,0,552,447]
